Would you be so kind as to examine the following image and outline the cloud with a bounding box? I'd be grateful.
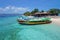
[0,6,30,14]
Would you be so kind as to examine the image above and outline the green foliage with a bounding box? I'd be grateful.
[31,8,39,14]
[24,8,39,16]
[24,8,60,16]
[41,10,44,12]
[49,8,60,14]
[24,11,31,16]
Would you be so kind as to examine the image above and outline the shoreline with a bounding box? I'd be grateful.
[50,16,60,26]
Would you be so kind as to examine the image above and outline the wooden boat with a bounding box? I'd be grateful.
[17,15,52,25]
[17,20,52,25]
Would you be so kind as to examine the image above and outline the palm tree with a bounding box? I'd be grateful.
[41,10,44,12]
[49,8,60,16]
[31,8,39,14]
[24,8,39,16]
[24,11,31,16]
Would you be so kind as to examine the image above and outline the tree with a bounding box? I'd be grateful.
[49,8,60,14]
[49,8,60,16]
[31,8,39,14]
[24,11,31,16]
[41,10,44,12]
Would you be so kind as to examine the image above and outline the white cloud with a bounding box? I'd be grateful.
[0,6,30,14]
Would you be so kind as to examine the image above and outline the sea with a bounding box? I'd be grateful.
[0,14,60,40]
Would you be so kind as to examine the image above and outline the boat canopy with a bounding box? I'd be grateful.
[18,15,51,21]
[18,15,34,20]
[29,17,51,21]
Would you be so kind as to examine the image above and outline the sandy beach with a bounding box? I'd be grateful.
[50,16,60,26]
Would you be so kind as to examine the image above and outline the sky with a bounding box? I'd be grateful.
[0,0,60,14]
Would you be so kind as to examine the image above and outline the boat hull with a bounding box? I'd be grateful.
[18,20,52,25]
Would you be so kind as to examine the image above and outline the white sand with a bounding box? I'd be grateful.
[50,16,60,26]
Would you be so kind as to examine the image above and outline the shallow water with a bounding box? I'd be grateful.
[0,16,60,40]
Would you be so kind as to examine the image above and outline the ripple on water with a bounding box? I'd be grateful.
[0,16,60,40]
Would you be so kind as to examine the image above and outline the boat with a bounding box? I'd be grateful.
[17,16,52,25]
[18,20,52,25]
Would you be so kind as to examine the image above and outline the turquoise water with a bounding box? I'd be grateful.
[0,16,60,40]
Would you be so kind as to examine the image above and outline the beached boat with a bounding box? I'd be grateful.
[18,20,52,25]
[17,16,52,25]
